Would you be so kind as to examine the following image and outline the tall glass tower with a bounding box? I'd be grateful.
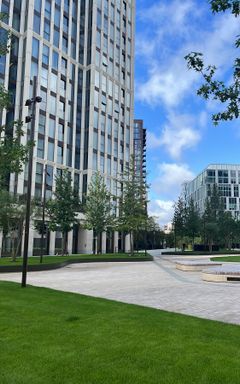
[0,0,135,256]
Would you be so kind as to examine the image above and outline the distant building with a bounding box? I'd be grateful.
[133,120,146,180]
[163,223,173,234]
[185,164,240,218]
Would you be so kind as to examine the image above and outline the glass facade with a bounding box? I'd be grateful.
[133,119,146,180]
[185,165,240,218]
[0,0,135,255]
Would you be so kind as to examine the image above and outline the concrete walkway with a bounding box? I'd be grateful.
[1,250,239,325]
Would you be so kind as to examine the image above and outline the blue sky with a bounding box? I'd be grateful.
[134,0,239,226]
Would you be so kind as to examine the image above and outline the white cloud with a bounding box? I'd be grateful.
[152,162,195,200]
[147,112,202,159]
[147,131,162,150]
[160,113,201,159]
[148,162,195,226]
[136,3,239,108]
[148,199,174,227]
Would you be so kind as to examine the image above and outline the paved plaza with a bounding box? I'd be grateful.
[1,250,239,325]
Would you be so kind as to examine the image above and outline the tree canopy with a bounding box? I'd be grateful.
[46,171,81,255]
[185,0,240,124]
[84,172,115,253]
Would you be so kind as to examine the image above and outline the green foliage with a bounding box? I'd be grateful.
[218,211,238,248]
[0,16,31,189]
[118,157,148,254]
[0,190,26,259]
[46,171,81,255]
[173,196,187,242]
[0,122,31,188]
[84,172,115,253]
[185,0,240,124]
[209,0,240,15]
[185,198,201,243]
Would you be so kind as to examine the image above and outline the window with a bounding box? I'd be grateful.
[52,51,58,70]
[37,137,44,158]
[41,67,48,88]
[93,131,98,150]
[38,113,46,134]
[94,111,98,129]
[47,141,54,161]
[44,20,50,41]
[32,37,39,59]
[57,145,63,164]
[42,44,49,65]
[35,163,43,184]
[33,13,41,34]
[59,100,65,119]
[49,94,56,115]
[58,123,64,141]
[53,28,59,47]
[218,170,228,184]
[62,36,68,53]
[48,118,55,138]
[61,58,67,74]
[45,0,51,20]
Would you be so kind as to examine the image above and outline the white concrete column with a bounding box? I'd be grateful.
[114,231,119,253]
[125,234,131,253]
[101,232,106,254]
[49,231,56,255]
[28,224,34,257]
[67,230,73,255]
[78,229,93,254]
[0,230,3,257]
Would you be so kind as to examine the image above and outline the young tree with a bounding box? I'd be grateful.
[0,17,30,188]
[202,184,224,252]
[185,1,240,124]
[84,172,115,254]
[219,211,237,249]
[172,196,187,250]
[0,17,32,258]
[0,191,26,260]
[118,157,148,255]
[46,171,81,255]
[185,197,201,246]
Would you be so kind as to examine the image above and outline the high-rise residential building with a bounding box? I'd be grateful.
[0,0,135,256]
[133,119,146,181]
[185,164,240,219]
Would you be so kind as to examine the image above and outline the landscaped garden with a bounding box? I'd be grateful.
[1,281,240,384]
[211,256,240,263]
[0,252,152,269]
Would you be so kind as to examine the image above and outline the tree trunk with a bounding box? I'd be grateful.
[209,238,213,253]
[11,234,16,262]
[97,233,101,254]
[136,231,139,253]
[130,231,134,255]
[62,232,68,256]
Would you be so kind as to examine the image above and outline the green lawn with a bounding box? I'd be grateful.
[1,282,240,384]
[211,256,240,263]
[0,252,152,266]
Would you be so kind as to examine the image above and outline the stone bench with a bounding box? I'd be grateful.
[202,265,240,282]
[175,259,222,272]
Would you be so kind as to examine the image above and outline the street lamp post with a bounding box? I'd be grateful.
[40,164,48,264]
[21,76,41,287]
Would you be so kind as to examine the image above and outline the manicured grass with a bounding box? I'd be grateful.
[211,256,240,263]
[0,252,152,266]
[1,281,240,384]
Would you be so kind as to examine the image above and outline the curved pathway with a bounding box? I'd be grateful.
[0,250,239,325]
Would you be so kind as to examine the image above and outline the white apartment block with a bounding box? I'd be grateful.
[0,0,135,256]
[185,164,240,218]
